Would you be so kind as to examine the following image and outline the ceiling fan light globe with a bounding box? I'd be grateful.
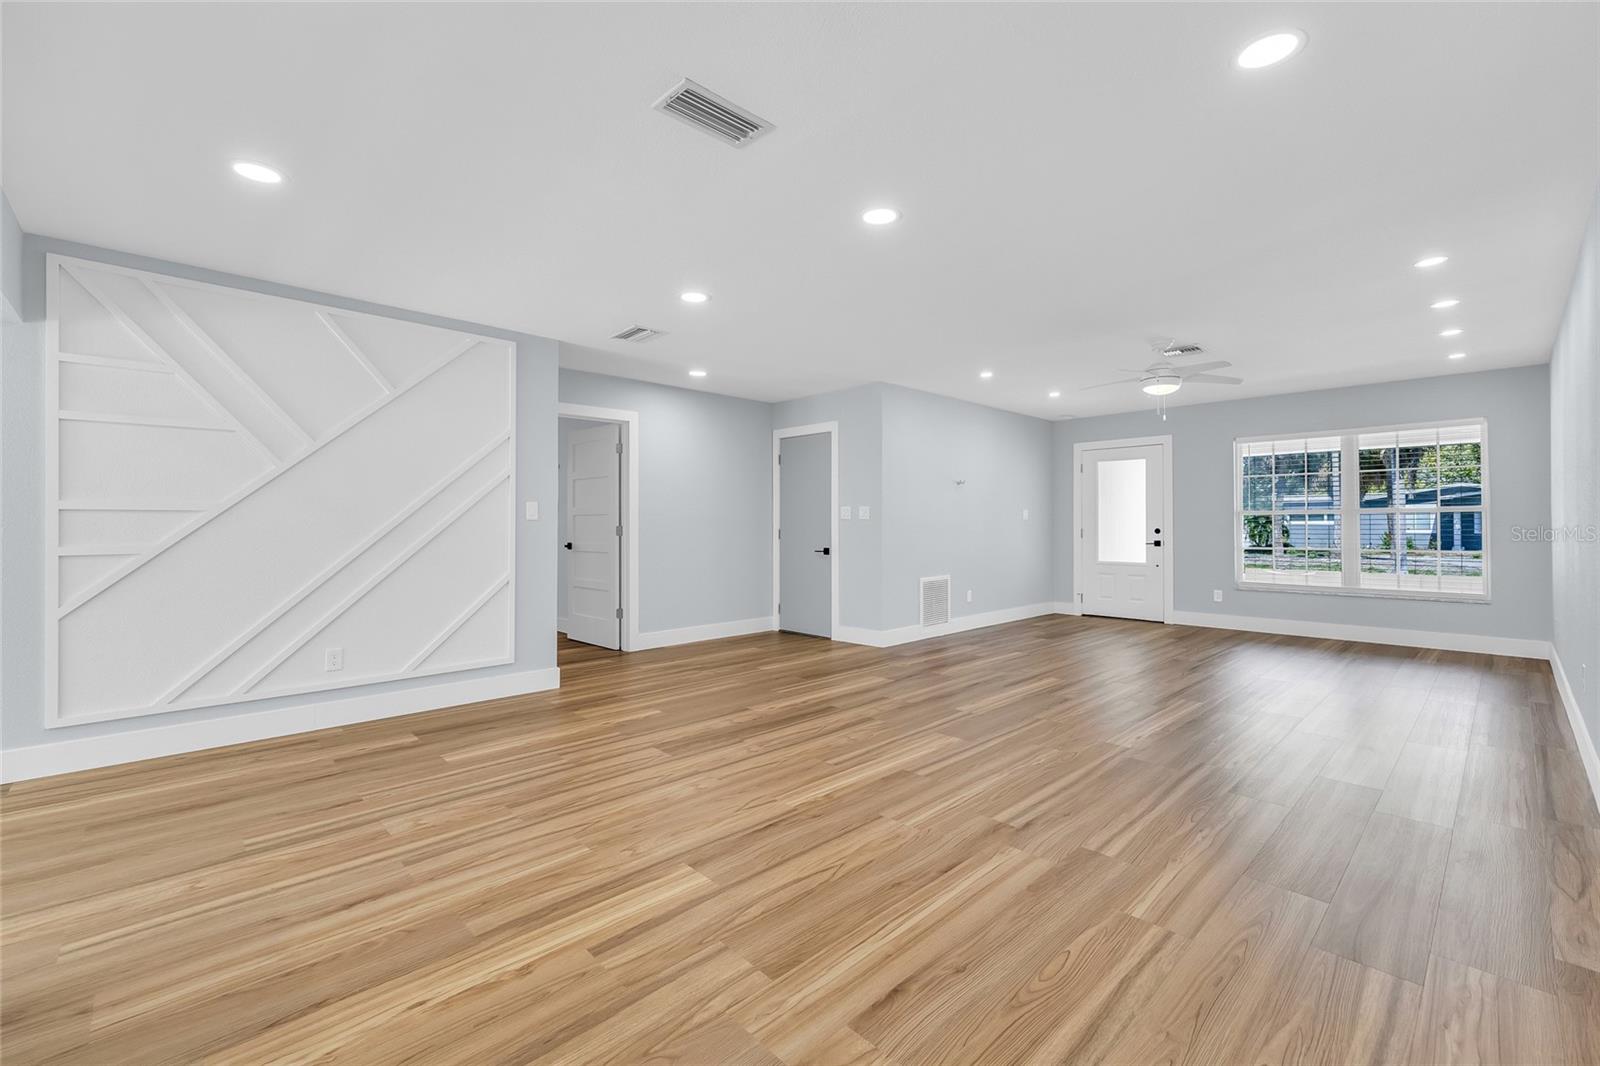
[1142,376,1182,397]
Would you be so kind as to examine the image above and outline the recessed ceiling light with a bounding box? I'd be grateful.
[1447,352,1466,360]
[1439,328,1462,337]
[1236,31,1305,69]
[231,160,282,184]
[862,207,900,225]
[1048,390,1061,399]
[1431,298,1460,310]
[688,368,708,377]
[979,370,994,380]
[679,291,710,304]
[1414,255,1448,269]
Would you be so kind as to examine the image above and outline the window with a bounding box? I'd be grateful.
[1236,421,1487,600]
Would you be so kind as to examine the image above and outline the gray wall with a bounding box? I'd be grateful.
[773,383,1055,633]
[1054,365,1553,641]
[558,364,773,634]
[2,233,559,754]
[879,385,1054,628]
[1550,187,1599,744]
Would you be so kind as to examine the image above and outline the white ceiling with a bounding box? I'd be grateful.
[5,3,1596,417]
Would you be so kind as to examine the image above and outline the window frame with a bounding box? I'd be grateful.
[1233,418,1490,604]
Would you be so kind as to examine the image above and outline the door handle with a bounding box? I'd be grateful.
[564,542,573,550]
[814,547,831,556]
[1146,540,1162,547]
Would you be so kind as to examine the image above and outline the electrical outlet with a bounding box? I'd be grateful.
[966,589,973,603]
[840,505,851,520]
[525,501,539,521]
[1022,508,1030,520]
[1213,589,1223,602]
[324,647,344,672]
[857,505,870,520]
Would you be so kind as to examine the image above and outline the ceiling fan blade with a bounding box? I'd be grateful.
[1115,366,1153,373]
[1176,360,1231,376]
[1080,377,1142,390]
[1183,373,1243,385]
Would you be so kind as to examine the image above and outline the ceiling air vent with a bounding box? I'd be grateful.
[920,575,952,627]
[1162,343,1206,357]
[653,78,774,148]
[611,326,665,343]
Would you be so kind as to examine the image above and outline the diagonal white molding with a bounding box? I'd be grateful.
[157,431,511,705]
[56,351,176,375]
[57,409,234,433]
[142,277,315,449]
[62,262,279,468]
[234,472,511,695]
[55,333,482,619]
[406,573,510,673]
[316,310,393,394]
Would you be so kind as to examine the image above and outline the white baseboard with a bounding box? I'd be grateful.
[634,616,776,651]
[1051,601,1082,616]
[1,666,561,784]
[1166,609,1550,660]
[1551,647,1600,813]
[835,602,1062,649]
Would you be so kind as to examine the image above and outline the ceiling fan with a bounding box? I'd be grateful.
[1084,341,1243,417]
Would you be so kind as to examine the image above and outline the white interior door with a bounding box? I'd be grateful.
[565,422,621,648]
[1082,443,1167,621]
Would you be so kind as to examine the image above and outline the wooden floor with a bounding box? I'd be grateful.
[3,616,1598,1064]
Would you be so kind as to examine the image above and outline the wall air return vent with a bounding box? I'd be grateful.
[653,78,774,148]
[611,326,665,342]
[920,575,952,627]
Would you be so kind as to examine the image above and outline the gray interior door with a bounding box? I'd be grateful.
[779,433,832,638]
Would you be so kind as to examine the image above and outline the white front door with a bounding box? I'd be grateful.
[1082,443,1167,621]
[564,422,621,649]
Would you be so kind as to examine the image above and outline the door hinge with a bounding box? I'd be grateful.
[615,442,623,454]
[1079,528,1084,538]
[777,454,781,465]
[616,607,623,619]
[616,524,623,537]
[1078,592,1083,602]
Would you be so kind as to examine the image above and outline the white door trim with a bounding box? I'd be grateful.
[559,402,640,652]
[773,422,840,639]
[1072,434,1175,623]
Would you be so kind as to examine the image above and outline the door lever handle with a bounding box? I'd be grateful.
[1145,540,1162,547]
[813,547,831,556]
[564,542,573,550]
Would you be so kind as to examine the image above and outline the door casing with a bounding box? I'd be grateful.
[1072,434,1174,623]
[772,422,839,639]
[559,403,640,651]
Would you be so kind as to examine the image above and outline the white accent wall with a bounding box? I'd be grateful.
[3,233,558,776]
[45,256,517,726]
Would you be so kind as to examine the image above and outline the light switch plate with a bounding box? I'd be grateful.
[525,501,539,521]
[840,506,851,520]
[1213,589,1223,602]
[857,506,870,520]
[324,647,344,672]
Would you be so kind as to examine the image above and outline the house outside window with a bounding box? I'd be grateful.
[1236,420,1487,600]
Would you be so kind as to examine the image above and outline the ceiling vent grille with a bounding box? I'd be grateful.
[920,576,952,627]
[611,326,665,342]
[1162,343,1206,357]
[653,78,774,148]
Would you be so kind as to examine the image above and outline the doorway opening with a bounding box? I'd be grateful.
[773,422,839,639]
[558,403,639,651]
[1073,434,1174,622]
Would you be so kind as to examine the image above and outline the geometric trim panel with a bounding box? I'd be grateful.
[44,254,516,727]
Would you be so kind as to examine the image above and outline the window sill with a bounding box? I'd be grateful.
[1235,580,1490,605]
